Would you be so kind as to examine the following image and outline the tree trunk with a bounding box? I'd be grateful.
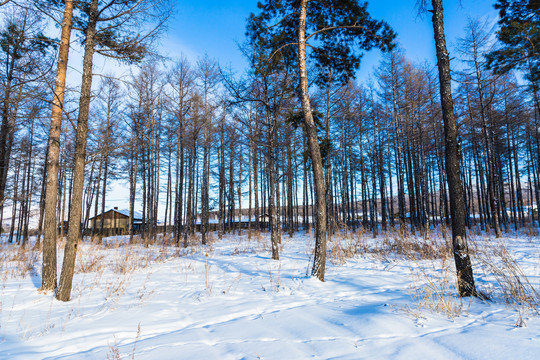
[36,143,49,247]
[92,156,102,238]
[174,111,184,245]
[430,0,476,297]
[253,125,260,232]
[218,116,225,239]
[268,116,279,259]
[298,0,327,281]
[41,0,74,292]
[98,155,108,243]
[238,143,243,234]
[129,140,138,244]
[56,0,98,301]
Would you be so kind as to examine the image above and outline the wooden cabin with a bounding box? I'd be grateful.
[88,208,142,236]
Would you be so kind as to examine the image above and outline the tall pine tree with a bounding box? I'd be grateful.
[248,0,394,281]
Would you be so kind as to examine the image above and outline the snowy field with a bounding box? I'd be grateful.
[1,229,539,359]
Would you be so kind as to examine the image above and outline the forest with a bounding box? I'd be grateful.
[0,0,540,359]
[0,1,539,358]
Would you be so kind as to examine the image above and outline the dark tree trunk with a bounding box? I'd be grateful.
[98,156,108,243]
[129,143,138,244]
[91,156,102,238]
[36,143,49,247]
[430,0,476,297]
[268,116,279,259]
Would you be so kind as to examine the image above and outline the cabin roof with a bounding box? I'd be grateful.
[89,208,143,221]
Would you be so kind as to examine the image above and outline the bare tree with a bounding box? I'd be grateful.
[166,56,193,246]
[427,0,477,297]
[196,55,219,245]
[56,0,171,302]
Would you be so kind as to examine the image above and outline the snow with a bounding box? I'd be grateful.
[0,230,539,359]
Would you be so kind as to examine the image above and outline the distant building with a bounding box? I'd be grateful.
[258,214,275,223]
[88,207,142,236]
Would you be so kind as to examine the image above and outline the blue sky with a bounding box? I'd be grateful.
[162,0,499,80]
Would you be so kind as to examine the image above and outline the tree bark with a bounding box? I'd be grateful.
[56,0,98,301]
[298,0,327,281]
[98,155,108,242]
[42,0,74,292]
[430,0,476,297]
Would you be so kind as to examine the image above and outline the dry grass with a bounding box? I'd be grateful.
[106,336,121,360]
[404,256,467,320]
[229,231,272,256]
[475,239,540,327]
[329,230,368,265]
[329,227,451,265]
[522,225,539,240]
[380,229,451,261]
[327,227,469,320]
[131,323,142,359]
[204,262,213,296]
[102,274,131,310]
[105,323,142,359]
[266,262,282,292]
[328,227,538,324]
[381,235,449,261]
[76,243,106,273]
[0,243,40,280]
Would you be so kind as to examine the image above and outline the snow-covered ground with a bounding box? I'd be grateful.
[0,230,539,359]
